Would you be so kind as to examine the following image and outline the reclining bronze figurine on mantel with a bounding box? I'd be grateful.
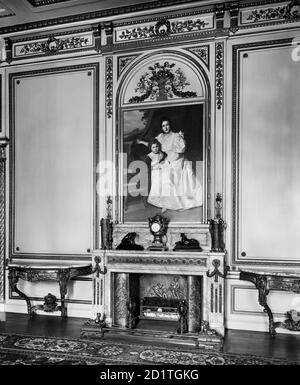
[173,233,202,251]
[116,232,144,250]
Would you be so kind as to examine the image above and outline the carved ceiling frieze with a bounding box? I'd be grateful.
[241,1,300,24]
[12,32,94,59]
[114,14,215,43]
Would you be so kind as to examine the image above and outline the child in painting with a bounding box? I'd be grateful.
[141,117,202,213]
[147,139,166,208]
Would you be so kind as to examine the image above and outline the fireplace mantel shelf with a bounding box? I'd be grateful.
[91,249,226,274]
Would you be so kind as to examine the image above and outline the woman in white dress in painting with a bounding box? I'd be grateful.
[139,117,203,213]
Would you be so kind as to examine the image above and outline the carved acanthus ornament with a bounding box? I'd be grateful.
[188,46,209,69]
[118,55,138,77]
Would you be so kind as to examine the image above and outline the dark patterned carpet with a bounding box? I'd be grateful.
[0,333,298,365]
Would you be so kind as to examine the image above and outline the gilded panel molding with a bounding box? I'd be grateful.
[117,55,139,78]
[188,45,210,69]
[215,42,224,110]
[105,57,113,119]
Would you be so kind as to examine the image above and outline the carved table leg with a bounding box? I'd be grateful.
[8,269,35,317]
[58,270,70,318]
[256,275,275,337]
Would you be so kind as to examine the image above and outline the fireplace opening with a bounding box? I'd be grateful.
[112,273,202,334]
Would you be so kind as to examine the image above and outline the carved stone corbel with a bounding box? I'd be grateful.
[91,23,101,53]
[102,21,114,46]
[215,4,226,29]
[229,1,240,33]
[4,38,12,64]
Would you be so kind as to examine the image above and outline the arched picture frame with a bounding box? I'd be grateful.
[116,51,210,224]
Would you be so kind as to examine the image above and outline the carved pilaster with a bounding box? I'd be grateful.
[105,56,113,119]
[206,256,226,336]
[0,142,8,303]
[215,42,224,110]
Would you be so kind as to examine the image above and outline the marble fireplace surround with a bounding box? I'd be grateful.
[91,250,226,336]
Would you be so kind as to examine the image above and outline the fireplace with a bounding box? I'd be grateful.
[83,249,226,349]
[112,273,202,333]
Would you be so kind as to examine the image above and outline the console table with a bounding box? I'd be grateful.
[7,262,92,318]
[239,269,300,337]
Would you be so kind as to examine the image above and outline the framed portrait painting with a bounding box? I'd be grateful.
[118,103,207,223]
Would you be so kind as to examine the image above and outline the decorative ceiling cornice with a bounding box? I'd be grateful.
[0,0,205,35]
[0,0,295,36]
[27,0,71,7]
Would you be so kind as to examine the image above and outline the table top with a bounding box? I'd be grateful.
[7,262,92,270]
[240,269,300,279]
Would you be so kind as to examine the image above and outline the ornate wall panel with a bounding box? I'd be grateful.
[10,63,99,259]
[232,39,300,265]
